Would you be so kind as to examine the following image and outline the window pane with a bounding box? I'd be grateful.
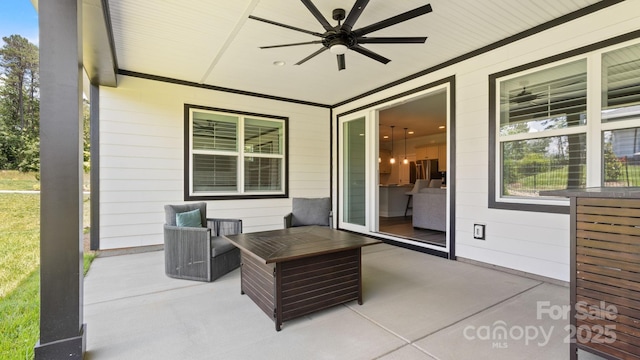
[193,154,237,192]
[500,60,587,135]
[502,134,586,197]
[602,43,640,122]
[192,112,237,151]
[343,118,366,226]
[603,128,640,186]
[244,118,283,155]
[244,157,282,191]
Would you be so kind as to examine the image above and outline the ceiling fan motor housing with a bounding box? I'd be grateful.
[324,32,356,49]
[332,8,346,21]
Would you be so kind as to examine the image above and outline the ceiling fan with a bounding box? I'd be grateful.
[510,86,539,104]
[249,0,432,71]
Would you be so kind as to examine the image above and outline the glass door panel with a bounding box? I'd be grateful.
[342,117,366,227]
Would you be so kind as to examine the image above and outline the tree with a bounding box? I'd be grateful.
[0,35,39,170]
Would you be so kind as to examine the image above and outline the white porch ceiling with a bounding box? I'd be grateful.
[107,0,604,106]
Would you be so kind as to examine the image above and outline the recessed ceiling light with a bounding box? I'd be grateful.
[383,135,389,139]
[408,131,414,135]
[439,125,445,129]
[273,61,286,66]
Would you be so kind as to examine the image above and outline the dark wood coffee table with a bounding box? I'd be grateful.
[225,226,380,331]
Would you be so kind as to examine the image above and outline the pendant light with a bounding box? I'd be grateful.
[389,126,396,164]
[403,128,409,164]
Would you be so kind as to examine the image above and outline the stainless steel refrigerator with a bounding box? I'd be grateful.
[414,159,440,182]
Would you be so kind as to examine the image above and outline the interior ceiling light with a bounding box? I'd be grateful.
[390,125,396,164]
[403,128,408,164]
[408,131,414,135]
[273,60,286,66]
[438,125,445,129]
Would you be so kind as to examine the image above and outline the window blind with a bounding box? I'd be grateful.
[192,113,237,151]
[244,118,282,155]
[244,157,282,191]
[500,60,587,134]
[602,43,640,121]
[193,154,237,192]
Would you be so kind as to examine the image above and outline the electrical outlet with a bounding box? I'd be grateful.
[473,224,485,240]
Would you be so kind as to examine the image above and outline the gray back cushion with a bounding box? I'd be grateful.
[291,197,331,227]
[164,202,207,226]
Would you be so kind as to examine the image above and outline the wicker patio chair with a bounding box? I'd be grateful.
[164,203,242,282]
[284,197,333,228]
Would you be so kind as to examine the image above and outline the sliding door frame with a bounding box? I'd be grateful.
[335,76,456,260]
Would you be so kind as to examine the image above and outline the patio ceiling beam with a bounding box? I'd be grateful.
[32,0,118,87]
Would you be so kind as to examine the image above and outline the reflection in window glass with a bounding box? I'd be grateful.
[244,157,282,191]
[192,112,238,151]
[244,118,283,155]
[343,118,366,226]
[603,128,640,186]
[602,43,640,122]
[502,134,586,197]
[500,60,587,135]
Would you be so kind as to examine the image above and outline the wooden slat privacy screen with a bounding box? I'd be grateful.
[575,197,640,359]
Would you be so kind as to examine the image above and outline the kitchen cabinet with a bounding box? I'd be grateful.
[379,184,413,217]
[438,144,447,171]
[415,145,439,160]
[379,149,391,173]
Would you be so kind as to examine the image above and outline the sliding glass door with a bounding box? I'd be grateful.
[335,81,453,258]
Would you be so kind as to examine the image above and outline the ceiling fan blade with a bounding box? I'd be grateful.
[337,54,346,71]
[342,0,370,32]
[260,40,323,49]
[351,45,390,64]
[295,47,328,65]
[249,15,323,37]
[357,36,427,44]
[353,4,432,37]
[301,0,334,31]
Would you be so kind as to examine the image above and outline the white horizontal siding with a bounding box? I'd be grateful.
[99,76,330,249]
[333,2,640,281]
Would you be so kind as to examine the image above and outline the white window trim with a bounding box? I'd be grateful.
[494,56,588,206]
[492,39,640,211]
[185,105,288,200]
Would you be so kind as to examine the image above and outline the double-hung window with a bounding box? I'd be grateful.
[497,59,588,203]
[490,40,640,212]
[185,105,288,200]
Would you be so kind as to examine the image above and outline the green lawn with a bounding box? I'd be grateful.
[507,163,640,193]
[0,171,94,360]
[0,193,40,298]
[0,170,39,190]
[0,193,40,359]
[0,270,39,360]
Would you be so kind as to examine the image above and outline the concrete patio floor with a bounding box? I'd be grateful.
[84,243,605,359]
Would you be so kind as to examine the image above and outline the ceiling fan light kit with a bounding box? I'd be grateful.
[329,43,348,55]
[250,0,432,71]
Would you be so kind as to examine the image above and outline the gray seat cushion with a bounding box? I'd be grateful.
[211,236,237,258]
[291,197,331,226]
